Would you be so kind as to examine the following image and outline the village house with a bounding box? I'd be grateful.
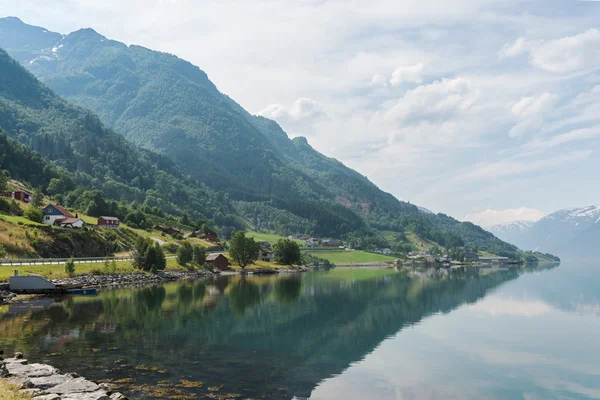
[0,190,32,203]
[259,242,275,262]
[305,238,318,248]
[200,233,218,243]
[98,216,120,229]
[42,204,84,228]
[322,239,342,248]
[206,253,229,270]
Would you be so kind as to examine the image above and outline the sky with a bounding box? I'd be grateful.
[1,0,600,226]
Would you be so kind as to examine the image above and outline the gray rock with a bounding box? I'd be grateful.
[4,357,28,365]
[33,395,61,400]
[61,390,109,400]
[46,377,100,394]
[109,393,128,400]
[29,374,73,389]
[8,363,58,378]
[14,352,24,359]
[0,361,8,378]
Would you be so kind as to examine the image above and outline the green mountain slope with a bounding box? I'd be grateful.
[0,47,240,226]
[0,17,523,256]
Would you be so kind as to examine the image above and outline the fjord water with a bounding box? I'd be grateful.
[1,264,599,399]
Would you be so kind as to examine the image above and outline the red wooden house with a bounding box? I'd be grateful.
[206,253,229,270]
[98,216,120,229]
[201,233,218,243]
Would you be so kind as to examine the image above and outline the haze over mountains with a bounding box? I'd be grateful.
[0,16,536,258]
[488,205,600,261]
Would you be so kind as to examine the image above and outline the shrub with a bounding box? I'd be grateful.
[103,258,118,274]
[24,207,43,223]
[64,257,76,276]
[0,244,6,259]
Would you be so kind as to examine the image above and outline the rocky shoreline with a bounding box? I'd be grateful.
[50,269,215,289]
[1,352,127,399]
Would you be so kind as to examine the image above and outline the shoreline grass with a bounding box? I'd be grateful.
[0,379,31,400]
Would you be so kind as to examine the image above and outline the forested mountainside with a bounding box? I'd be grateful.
[0,17,522,256]
[488,206,600,261]
[0,48,240,227]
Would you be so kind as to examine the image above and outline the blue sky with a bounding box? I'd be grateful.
[1,0,599,226]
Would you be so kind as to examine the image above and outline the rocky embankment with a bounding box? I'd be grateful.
[50,270,214,289]
[1,352,127,399]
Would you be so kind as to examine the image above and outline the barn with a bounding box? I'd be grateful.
[206,253,229,270]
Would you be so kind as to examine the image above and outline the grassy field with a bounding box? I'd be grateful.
[406,232,442,252]
[0,258,185,281]
[246,232,305,246]
[0,215,44,227]
[304,249,395,264]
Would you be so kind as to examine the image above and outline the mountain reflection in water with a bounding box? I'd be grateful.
[1,264,578,399]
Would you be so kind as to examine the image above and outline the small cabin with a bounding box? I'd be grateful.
[206,253,229,270]
[0,190,32,203]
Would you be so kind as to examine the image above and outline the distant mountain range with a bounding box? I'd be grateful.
[487,205,600,261]
[0,16,527,257]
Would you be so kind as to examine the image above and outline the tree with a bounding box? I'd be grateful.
[132,237,166,272]
[64,257,76,276]
[192,245,206,265]
[154,243,166,271]
[0,244,7,259]
[228,231,259,269]
[180,213,190,226]
[273,239,302,265]
[177,241,193,266]
[132,237,152,270]
[24,207,43,223]
[31,187,43,208]
[0,170,9,191]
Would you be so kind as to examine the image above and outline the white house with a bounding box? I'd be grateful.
[42,204,84,228]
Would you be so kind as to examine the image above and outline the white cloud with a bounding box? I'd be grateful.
[502,29,600,73]
[511,93,558,119]
[523,127,600,150]
[258,98,324,128]
[499,36,530,58]
[464,207,546,226]
[386,77,477,124]
[370,74,388,87]
[457,150,592,181]
[508,93,558,137]
[390,63,424,86]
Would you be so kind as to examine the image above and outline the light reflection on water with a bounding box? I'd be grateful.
[1,264,598,399]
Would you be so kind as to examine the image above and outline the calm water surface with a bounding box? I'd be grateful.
[1,263,599,399]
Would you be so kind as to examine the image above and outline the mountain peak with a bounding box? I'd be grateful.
[68,27,102,38]
[0,16,23,23]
